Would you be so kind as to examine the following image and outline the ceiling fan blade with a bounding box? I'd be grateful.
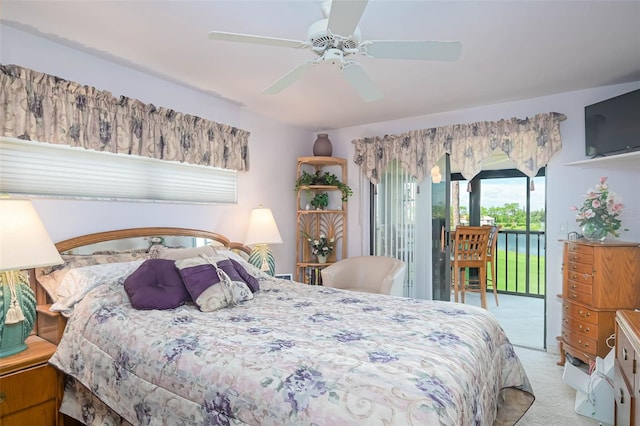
[208,31,306,49]
[341,61,383,103]
[365,40,462,61]
[263,61,317,95]
[327,0,369,36]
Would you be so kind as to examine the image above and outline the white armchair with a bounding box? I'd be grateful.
[320,256,406,296]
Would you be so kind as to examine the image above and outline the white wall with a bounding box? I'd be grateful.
[328,81,640,353]
[1,24,312,275]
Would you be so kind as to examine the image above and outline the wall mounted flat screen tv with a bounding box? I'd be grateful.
[585,88,640,157]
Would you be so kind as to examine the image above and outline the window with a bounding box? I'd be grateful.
[0,138,237,204]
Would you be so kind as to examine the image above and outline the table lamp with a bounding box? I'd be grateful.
[245,205,283,276]
[0,199,63,357]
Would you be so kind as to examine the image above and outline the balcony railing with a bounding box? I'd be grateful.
[493,229,545,298]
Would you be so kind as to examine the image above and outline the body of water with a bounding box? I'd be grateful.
[497,232,545,256]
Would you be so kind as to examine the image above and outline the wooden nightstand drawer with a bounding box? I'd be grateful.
[0,335,59,426]
[1,399,57,426]
[0,363,58,417]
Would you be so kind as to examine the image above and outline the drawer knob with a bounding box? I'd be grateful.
[571,294,577,299]
[572,265,577,270]
[620,388,625,404]
[624,348,629,361]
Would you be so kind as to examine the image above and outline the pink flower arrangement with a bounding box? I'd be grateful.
[571,177,626,238]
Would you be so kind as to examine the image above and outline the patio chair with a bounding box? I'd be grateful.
[451,226,491,309]
[484,225,502,306]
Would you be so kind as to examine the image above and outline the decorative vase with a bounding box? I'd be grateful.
[317,254,328,264]
[313,133,333,157]
[581,222,608,242]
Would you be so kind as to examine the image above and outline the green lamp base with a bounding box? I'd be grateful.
[0,271,36,358]
[248,244,276,276]
[0,322,28,357]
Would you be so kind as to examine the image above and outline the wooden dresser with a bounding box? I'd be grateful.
[0,335,60,425]
[615,310,640,425]
[560,240,640,366]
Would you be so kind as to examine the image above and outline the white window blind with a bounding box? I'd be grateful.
[0,138,237,204]
[373,160,416,296]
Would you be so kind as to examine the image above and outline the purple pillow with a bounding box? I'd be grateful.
[124,259,190,310]
[229,259,260,293]
[177,258,259,303]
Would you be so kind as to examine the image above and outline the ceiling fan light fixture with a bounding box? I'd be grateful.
[322,48,344,65]
[208,0,461,102]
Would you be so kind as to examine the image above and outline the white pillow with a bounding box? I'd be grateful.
[196,279,253,312]
[50,260,144,316]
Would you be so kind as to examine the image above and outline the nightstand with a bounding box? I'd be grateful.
[0,335,60,425]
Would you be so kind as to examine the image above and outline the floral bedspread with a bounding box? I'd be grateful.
[50,277,534,425]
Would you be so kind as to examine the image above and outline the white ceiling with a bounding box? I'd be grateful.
[2,1,640,131]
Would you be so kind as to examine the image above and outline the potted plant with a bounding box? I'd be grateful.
[303,232,334,263]
[294,170,353,202]
[310,192,329,210]
[571,176,627,241]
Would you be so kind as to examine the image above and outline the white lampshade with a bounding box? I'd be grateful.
[0,199,63,271]
[245,206,283,246]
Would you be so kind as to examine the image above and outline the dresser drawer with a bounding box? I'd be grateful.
[0,364,57,417]
[615,363,633,426]
[566,247,594,265]
[567,243,594,257]
[566,289,593,306]
[562,314,600,341]
[616,325,636,388]
[562,326,598,357]
[566,269,593,286]
[566,279,592,296]
[563,301,599,325]
[566,260,593,275]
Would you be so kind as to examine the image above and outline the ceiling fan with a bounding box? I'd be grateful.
[208,0,462,102]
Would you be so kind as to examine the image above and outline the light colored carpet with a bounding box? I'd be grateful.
[515,347,607,425]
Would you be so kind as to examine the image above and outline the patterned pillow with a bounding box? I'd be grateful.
[36,252,150,302]
[124,259,191,310]
[175,255,256,312]
[50,260,145,315]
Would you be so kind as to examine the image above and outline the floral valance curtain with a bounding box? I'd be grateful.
[0,64,250,171]
[352,112,566,184]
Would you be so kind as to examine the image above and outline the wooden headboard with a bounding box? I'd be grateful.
[30,227,252,344]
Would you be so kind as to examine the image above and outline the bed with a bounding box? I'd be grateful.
[33,227,534,425]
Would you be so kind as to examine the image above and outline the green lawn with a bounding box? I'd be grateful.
[492,249,545,295]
